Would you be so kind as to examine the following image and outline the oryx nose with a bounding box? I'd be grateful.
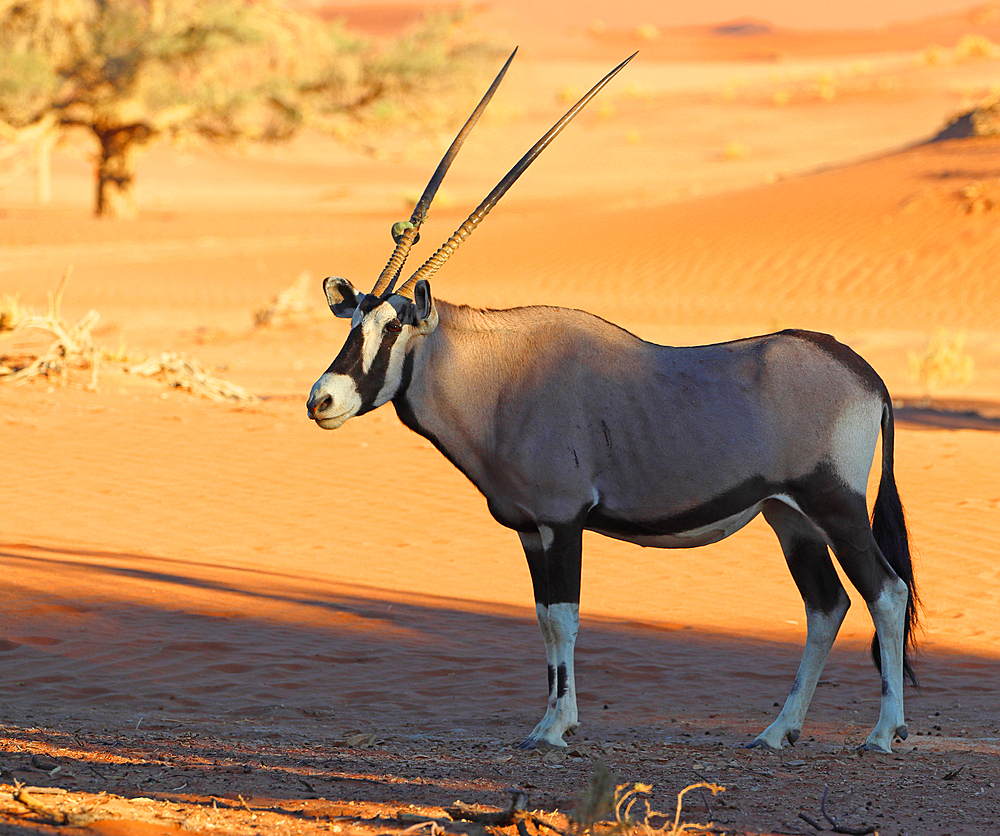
[307,392,332,419]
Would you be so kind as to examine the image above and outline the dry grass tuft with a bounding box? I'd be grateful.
[909,327,975,403]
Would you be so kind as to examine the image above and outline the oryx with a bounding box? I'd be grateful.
[307,51,918,753]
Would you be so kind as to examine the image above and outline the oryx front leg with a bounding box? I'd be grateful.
[517,523,582,749]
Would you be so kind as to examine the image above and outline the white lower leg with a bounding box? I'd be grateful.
[864,578,909,753]
[523,602,579,747]
[754,595,848,748]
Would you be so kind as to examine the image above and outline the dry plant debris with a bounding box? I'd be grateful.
[0,271,257,403]
[0,268,100,388]
[125,352,258,403]
[569,761,722,836]
[934,92,1000,139]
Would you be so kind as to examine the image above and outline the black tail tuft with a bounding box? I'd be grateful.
[870,402,919,687]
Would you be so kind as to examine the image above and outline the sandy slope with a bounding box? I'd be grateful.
[2,3,1000,834]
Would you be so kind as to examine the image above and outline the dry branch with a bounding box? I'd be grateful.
[13,783,99,827]
[798,787,878,835]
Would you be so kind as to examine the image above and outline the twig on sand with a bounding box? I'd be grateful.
[12,781,98,827]
[448,789,568,836]
[798,787,878,835]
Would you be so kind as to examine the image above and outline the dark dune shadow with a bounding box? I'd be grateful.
[1,542,997,747]
[895,398,1000,432]
[3,542,1000,834]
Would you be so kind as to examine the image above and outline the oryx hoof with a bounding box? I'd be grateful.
[516,736,566,751]
[858,724,907,754]
[745,728,799,750]
[857,740,892,754]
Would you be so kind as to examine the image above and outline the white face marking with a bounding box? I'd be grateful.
[360,303,402,374]
[308,372,362,429]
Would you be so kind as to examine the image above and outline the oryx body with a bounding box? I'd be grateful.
[306,52,918,753]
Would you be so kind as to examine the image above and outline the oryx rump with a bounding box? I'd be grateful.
[306,52,918,754]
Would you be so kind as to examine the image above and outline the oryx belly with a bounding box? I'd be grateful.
[591,501,764,548]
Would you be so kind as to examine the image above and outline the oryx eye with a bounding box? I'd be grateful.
[385,320,402,334]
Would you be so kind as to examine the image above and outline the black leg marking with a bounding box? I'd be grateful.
[520,519,585,607]
[556,663,568,699]
[762,500,848,617]
[547,664,555,696]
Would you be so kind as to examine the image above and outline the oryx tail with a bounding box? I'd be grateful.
[871,401,919,686]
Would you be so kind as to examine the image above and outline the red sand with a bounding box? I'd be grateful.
[2,2,1000,834]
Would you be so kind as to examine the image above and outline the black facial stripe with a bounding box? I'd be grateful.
[355,329,401,414]
[325,319,402,415]
[326,325,365,378]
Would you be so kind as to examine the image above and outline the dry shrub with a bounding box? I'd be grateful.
[1,270,257,403]
[570,761,723,836]
[933,93,1000,139]
[909,327,975,403]
[954,33,998,59]
[924,34,997,65]
[634,24,660,42]
[956,179,999,212]
[721,140,747,160]
[253,270,312,327]
[969,94,1000,137]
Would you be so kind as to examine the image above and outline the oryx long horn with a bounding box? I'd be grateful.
[370,48,518,298]
[394,52,637,299]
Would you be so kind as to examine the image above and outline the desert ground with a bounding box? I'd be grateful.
[2,2,1000,834]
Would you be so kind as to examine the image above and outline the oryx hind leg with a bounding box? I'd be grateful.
[516,522,583,749]
[750,499,851,749]
[795,476,911,753]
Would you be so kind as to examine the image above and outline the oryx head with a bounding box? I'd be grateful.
[307,50,635,430]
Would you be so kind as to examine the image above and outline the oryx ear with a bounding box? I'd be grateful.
[324,276,363,319]
[413,279,436,331]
